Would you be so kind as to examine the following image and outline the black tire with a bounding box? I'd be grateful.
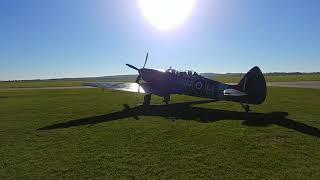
[163,95,170,105]
[143,94,151,106]
[244,105,250,113]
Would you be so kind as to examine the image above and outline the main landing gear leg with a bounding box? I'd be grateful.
[163,95,170,105]
[241,103,251,113]
[143,94,152,106]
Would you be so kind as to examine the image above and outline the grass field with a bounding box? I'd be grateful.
[1,74,320,88]
[1,87,320,178]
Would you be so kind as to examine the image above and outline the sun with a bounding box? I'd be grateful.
[138,0,196,31]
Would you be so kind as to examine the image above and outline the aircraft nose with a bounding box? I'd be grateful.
[140,68,150,74]
[139,69,150,81]
[138,69,145,79]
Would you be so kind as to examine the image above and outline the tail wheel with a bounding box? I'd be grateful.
[163,95,170,105]
[244,104,251,113]
[241,103,251,113]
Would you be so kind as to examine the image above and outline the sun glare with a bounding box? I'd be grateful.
[138,0,196,31]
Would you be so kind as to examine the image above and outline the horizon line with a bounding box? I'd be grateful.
[1,71,320,82]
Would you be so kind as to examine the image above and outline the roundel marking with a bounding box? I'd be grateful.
[192,78,206,94]
[195,81,203,90]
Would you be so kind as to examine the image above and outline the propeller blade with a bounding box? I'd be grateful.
[143,52,149,68]
[135,74,142,83]
[126,64,139,71]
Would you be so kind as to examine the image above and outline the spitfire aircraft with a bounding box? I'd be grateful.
[84,53,267,112]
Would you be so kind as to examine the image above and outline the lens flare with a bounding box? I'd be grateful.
[138,0,196,31]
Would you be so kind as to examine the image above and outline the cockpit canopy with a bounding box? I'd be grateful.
[165,68,199,78]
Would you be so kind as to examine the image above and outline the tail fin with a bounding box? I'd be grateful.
[238,66,267,104]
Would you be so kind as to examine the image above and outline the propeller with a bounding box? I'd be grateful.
[125,52,149,92]
[126,64,139,71]
[135,74,142,83]
[143,52,148,68]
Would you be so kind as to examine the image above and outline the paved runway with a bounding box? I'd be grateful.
[267,81,320,89]
[0,81,320,91]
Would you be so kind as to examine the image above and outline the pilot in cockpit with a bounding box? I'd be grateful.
[193,72,198,76]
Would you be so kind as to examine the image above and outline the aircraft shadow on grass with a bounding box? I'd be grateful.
[38,100,320,137]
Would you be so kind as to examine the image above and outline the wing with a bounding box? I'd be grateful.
[83,82,154,94]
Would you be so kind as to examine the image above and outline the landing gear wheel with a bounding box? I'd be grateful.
[143,94,152,106]
[163,95,170,105]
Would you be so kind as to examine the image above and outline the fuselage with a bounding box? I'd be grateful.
[140,68,234,101]
[140,66,267,105]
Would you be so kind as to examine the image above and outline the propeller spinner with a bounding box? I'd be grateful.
[125,52,149,84]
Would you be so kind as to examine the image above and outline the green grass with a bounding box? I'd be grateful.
[0,87,320,178]
[214,74,320,83]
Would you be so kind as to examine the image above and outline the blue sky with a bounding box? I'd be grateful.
[0,0,319,80]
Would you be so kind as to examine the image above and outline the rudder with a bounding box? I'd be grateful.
[238,66,267,105]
